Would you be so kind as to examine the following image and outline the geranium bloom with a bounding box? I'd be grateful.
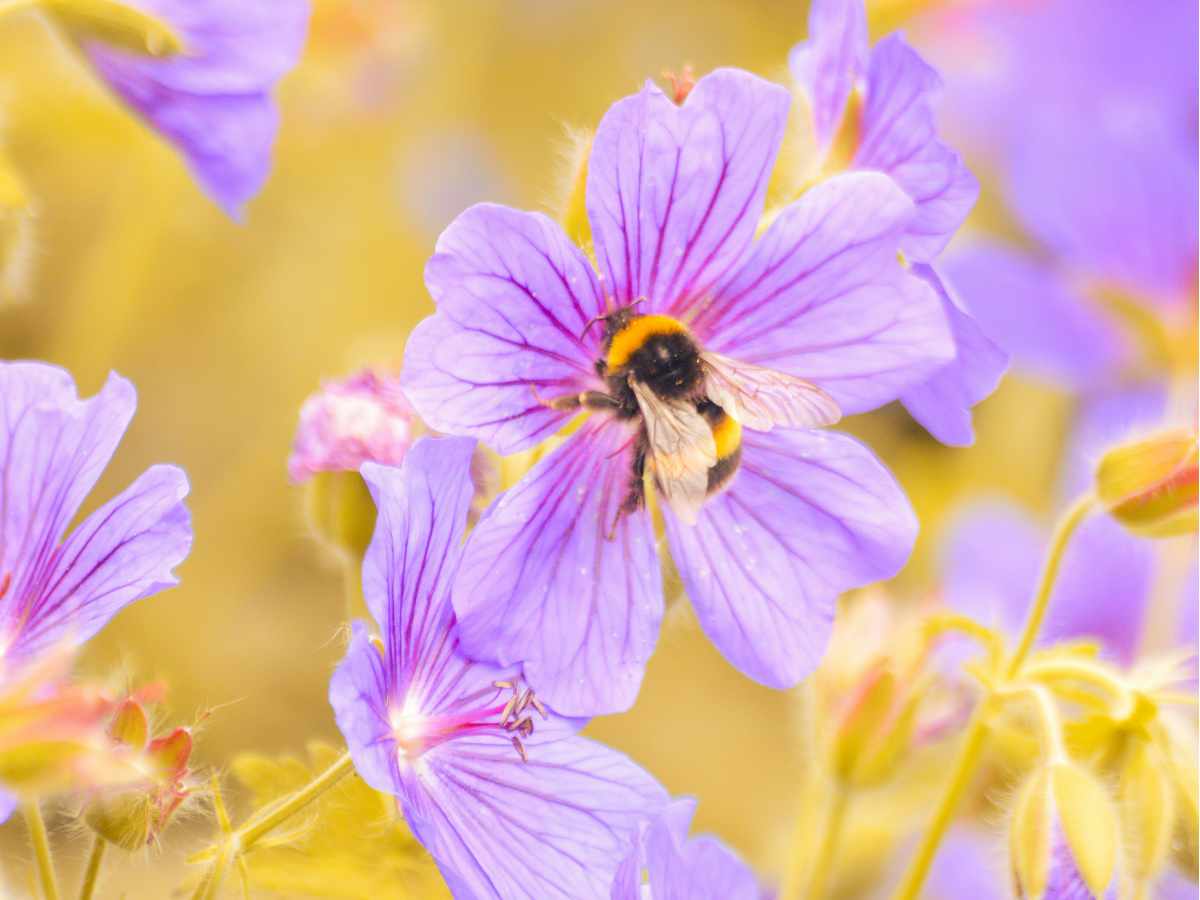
[403,68,953,714]
[790,0,1005,446]
[0,361,191,675]
[329,438,668,898]
[611,798,760,900]
[81,0,310,218]
[921,0,1197,387]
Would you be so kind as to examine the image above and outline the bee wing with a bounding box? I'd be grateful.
[701,351,841,431]
[630,379,716,525]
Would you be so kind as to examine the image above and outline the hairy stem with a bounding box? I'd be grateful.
[1006,493,1096,677]
[786,784,850,900]
[191,751,356,899]
[24,802,60,900]
[76,835,106,900]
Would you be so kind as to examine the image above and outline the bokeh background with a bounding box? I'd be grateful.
[0,0,1194,895]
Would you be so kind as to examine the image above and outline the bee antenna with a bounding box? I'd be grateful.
[579,313,606,340]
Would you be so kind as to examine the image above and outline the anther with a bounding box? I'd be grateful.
[500,694,519,726]
[530,695,548,720]
[0,572,9,601]
[511,736,527,763]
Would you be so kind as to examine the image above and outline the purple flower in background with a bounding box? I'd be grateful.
[921,0,1198,387]
[789,0,1004,446]
[329,437,668,899]
[83,0,311,218]
[404,68,952,714]
[0,362,191,674]
[288,369,417,483]
[611,798,760,900]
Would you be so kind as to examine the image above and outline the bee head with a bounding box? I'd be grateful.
[580,298,646,344]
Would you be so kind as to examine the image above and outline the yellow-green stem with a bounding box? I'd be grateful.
[891,710,989,900]
[191,751,356,899]
[76,835,106,900]
[24,802,60,900]
[1006,493,1096,678]
[785,785,850,900]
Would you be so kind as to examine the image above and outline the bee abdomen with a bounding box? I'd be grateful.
[699,401,743,496]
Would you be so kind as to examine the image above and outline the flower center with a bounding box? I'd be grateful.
[389,679,547,765]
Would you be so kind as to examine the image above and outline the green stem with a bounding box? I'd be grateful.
[786,785,849,900]
[1006,493,1096,678]
[892,492,1096,900]
[24,802,60,900]
[76,835,106,900]
[891,712,989,900]
[191,751,356,899]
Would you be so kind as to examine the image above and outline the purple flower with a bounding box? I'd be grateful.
[288,369,417,483]
[83,0,310,219]
[610,798,760,900]
[0,362,191,675]
[790,0,1005,445]
[328,437,668,899]
[924,0,1197,387]
[403,69,952,714]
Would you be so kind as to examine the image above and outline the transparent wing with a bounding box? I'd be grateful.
[701,351,841,432]
[630,380,716,525]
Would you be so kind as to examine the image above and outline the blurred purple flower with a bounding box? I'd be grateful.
[925,0,1198,386]
[288,369,416,483]
[0,362,191,674]
[611,798,760,900]
[329,437,668,899]
[84,0,311,219]
[790,0,1004,446]
[403,68,951,714]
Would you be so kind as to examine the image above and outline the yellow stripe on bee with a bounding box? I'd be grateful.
[711,411,742,460]
[605,314,688,371]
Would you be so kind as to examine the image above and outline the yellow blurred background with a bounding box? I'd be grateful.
[0,0,1109,894]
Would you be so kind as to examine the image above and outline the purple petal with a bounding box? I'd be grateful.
[643,812,759,900]
[1157,871,1200,900]
[942,502,1153,664]
[6,464,190,664]
[404,204,606,454]
[84,0,309,218]
[0,366,134,615]
[923,828,1006,900]
[359,437,478,707]
[328,620,401,796]
[855,35,978,261]
[398,735,668,900]
[900,264,1008,447]
[453,419,663,716]
[586,69,790,314]
[664,427,917,688]
[939,243,1128,389]
[697,172,954,415]
[788,0,869,152]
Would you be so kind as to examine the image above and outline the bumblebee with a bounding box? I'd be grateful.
[544,304,841,529]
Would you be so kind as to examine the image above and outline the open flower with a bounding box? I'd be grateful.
[329,437,668,899]
[789,0,1005,445]
[611,798,760,900]
[80,0,310,218]
[403,68,952,714]
[0,361,191,678]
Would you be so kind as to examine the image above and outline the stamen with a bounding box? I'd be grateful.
[530,695,548,720]
[0,572,10,601]
[500,694,519,726]
[511,736,527,763]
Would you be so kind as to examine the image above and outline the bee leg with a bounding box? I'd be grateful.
[606,440,646,541]
[531,386,619,413]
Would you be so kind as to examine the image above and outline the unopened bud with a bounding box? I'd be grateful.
[1118,738,1174,889]
[830,665,919,787]
[1010,762,1118,899]
[1095,429,1198,538]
